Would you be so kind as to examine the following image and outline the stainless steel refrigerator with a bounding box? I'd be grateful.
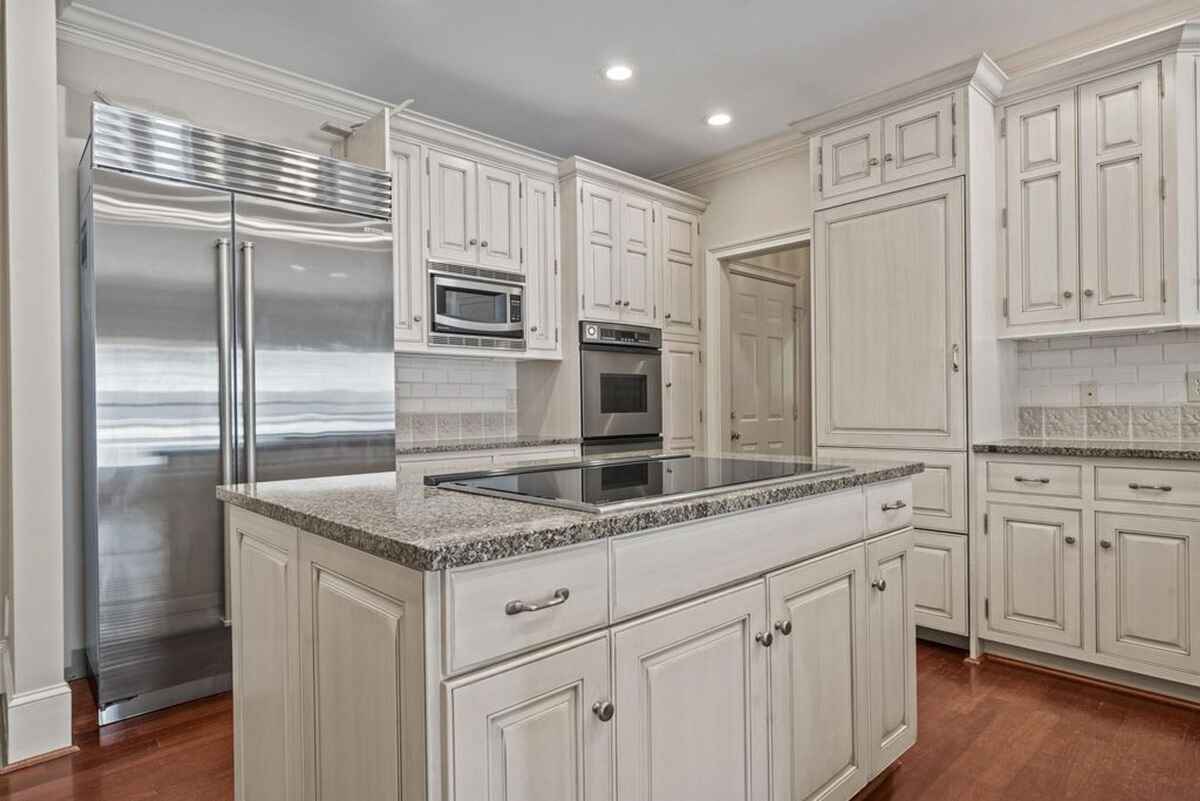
[79,103,395,723]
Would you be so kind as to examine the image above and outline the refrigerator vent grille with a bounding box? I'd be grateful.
[90,103,392,220]
[428,262,525,284]
[430,334,526,351]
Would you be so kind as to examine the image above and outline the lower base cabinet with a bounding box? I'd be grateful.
[911,530,968,636]
[866,529,917,773]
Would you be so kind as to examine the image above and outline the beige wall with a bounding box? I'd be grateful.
[682,150,811,249]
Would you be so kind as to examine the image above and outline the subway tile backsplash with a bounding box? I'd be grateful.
[395,354,518,446]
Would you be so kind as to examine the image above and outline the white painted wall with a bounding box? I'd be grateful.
[681,150,811,249]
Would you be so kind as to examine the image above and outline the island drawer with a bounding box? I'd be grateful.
[608,489,865,620]
[1095,466,1200,507]
[866,480,914,534]
[986,461,1082,497]
[443,540,609,675]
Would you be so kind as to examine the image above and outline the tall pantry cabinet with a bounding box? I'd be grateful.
[808,58,1013,640]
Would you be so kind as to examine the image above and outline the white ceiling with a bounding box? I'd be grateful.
[84,0,1164,177]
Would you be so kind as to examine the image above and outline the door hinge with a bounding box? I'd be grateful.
[1002,297,1009,319]
[817,147,823,166]
[697,219,701,235]
[698,350,703,364]
[999,117,1006,138]
[519,183,523,199]
[793,403,798,421]
[581,293,586,309]
[653,303,657,318]
[1000,207,1007,228]
[984,598,990,620]
[652,209,656,223]
[1161,176,1167,200]
[951,98,956,125]
[983,512,989,534]
[555,327,559,344]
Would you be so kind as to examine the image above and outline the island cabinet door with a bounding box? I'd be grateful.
[445,632,614,801]
[613,580,770,801]
[766,543,870,801]
[865,528,917,777]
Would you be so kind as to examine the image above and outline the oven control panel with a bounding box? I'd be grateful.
[580,321,662,349]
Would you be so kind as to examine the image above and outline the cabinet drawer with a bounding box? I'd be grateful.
[819,448,967,532]
[443,541,609,675]
[1095,466,1200,507]
[987,461,1082,497]
[912,530,968,636]
[866,480,914,534]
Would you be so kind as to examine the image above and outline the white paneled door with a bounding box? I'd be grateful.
[729,272,796,453]
[581,182,622,321]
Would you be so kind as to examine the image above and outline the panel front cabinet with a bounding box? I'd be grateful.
[660,206,702,339]
[445,633,614,801]
[426,151,522,273]
[393,140,426,345]
[1096,512,1200,675]
[911,530,968,636]
[664,339,703,451]
[613,580,769,801]
[523,176,560,354]
[865,528,917,776]
[984,503,1083,649]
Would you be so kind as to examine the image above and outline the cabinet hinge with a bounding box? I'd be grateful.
[951,98,956,125]
[984,598,990,620]
[520,246,524,264]
[817,173,824,192]
[1002,297,1009,319]
[554,190,558,207]
[554,258,558,275]
[952,135,957,159]
[1161,176,1167,200]
[581,293,586,309]
[699,408,704,423]
[1162,277,1168,303]
[426,229,431,249]
[1159,67,1165,97]
[983,512,989,534]
[425,156,429,175]
[698,315,703,332]
[999,117,1006,138]
[1000,207,1007,228]
[580,187,584,204]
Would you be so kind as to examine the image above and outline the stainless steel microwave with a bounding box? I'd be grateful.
[430,265,523,339]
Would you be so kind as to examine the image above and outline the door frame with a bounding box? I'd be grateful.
[704,227,812,454]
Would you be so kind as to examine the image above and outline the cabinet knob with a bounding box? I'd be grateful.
[774,619,793,636]
[730,431,741,441]
[530,325,539,332]
[883,153,894,162]
[413,315,422,323]
[871,578,888,592]
[469,238,478,246]
[664,313,672,320]
[613,298,621,305]
[867,157,880,167]
[1083,288,1094,297]
[1100,540,1113,550]
[755,631,774,647]
[1065,535,1077,545]
[1063,290,1073,299]
[665,381,673,388]
[623,300,631,306]
[592,700,615,722]
[480,240,489,248]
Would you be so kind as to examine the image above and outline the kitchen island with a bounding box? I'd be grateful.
[218,451,923,801]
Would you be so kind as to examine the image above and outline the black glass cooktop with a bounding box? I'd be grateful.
[425,454,852,513]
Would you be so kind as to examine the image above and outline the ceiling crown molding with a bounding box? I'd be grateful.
[653,128,809,192]
[561,157,709,212]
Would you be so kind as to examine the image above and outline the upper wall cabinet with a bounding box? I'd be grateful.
[815,92,960,207]
[660,207,703,340]
[523,177,561,355]
[427,150,522,273]
[393,139,426,345]
[1000,63,1166,337]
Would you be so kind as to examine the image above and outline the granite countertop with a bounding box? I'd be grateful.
[397,434,582,456]
[973,438,1200,461]
[217,451,924,571]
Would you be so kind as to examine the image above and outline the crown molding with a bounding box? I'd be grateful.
[653,128,809,192]
[392,110,559,178]
[560,157,709,212]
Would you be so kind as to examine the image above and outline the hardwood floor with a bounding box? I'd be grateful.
[0,642,1197,800]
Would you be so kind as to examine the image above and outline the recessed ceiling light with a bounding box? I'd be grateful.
[604,64,633,82]
[707,112,732,127]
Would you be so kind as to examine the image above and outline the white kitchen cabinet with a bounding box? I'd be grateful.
[882,94,956,183]
[984,503,1083,649]
[426,150,522,274]
[1096,512,1200,675]
[523,176,560,354]
[613,580,769,801]
[814,178,966,450]
[865,527,917,776]
[392,139,426,345]
[661,206,702,339]
[819,119,882,199]
[620,194,657,325]
[445,633,614,801]
[580,181,622,322]
[1078,64,1163,322]
[663,339,703,451]
[817,448,969,533]
[911,529,968,636]
[767,543,871,801]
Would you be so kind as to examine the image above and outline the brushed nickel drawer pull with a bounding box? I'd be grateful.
[1014,476,1050,484]
[881,500,908,512]
[1128,482,1173,492]
[505,588,570,615]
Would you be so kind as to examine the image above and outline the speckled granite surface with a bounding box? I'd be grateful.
[397,434,582,456]
[218,452,924,571]
[973,438,1200,461]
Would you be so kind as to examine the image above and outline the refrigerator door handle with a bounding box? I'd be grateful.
[241,240,257,484]
[217,237,235,485]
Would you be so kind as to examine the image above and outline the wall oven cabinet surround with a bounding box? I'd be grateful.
[225,472,918,801]
[977,452,1200,691]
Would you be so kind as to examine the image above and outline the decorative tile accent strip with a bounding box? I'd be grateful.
[1131,405,1181,441]
[1044,407,1085,438]
[395,354,518,447]
[1019,405,1199,441]
[1085,406,1130,440]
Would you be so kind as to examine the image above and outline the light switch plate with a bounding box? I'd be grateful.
[1081,381,1100,406]
[1188,371,1200,403]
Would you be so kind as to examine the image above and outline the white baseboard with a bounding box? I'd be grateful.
[6,682,72,764]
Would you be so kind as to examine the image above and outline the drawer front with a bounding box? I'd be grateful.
[986,461,1082,498]
[911,530,968,636]
[866,480,914,535]
[1095,466,1200,507]
[818,448,968,532]
[610,489,865,620]
[444,541,609,675]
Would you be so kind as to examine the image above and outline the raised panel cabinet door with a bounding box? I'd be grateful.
[1003,89,1079,326]
[581,182,622,322]
[664,340,702,451]
[985,503,1083,649]
[661,207,702,338]
[1096,513,1200,674]
[613,580,769,801]
[446,633,615,801]
[428,150,478,265]
[819,119,883,199]
[865,528,917,777]
[882,94,955,183]
[1079,64,1164,322]
[619,193,657,325]
[911,529,968,636]
[477,163,522,272]
[523,176,560,353]
[229,509,301,801]
[766,544,870,801]
[813,178,966,450]
[392,140,425,344]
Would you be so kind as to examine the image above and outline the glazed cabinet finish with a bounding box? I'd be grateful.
[663,339,703,451]
[445,633,613,801]
[426,150,521,273]
[613,581,769,801]
[814,178,966,450]
[523,177,560,353]
[910,530,968,636]
[580,182,623,322]
[866,528,917,774]
[660,207,702,340]
[820,119,882,199]
[620,194,657,326]
[476,164,522,272]
[393,140,425,345]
